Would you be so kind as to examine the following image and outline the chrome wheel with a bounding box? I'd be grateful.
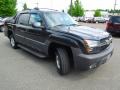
[10,35,18,49]
[10,37,15,47]
[56,55,61,69]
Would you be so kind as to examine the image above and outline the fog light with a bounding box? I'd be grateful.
[89,64,97,69]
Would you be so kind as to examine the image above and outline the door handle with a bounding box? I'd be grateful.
[19,29,27,32]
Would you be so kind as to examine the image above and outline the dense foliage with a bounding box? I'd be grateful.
[0,0,17,17]
[68,0,84,17]
[94,9,101,17]
[23,3,27,10]
[109,9,120,14]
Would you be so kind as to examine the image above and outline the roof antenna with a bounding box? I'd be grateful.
[34,7,39,10]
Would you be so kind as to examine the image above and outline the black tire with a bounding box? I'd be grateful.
[0,27,2,32]
[9,35,18,49]
[55,48,70,75]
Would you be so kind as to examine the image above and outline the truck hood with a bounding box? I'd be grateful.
[52,25,109,40]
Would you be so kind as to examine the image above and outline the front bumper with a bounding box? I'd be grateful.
[107,29,120,34]
[72,45,114,70]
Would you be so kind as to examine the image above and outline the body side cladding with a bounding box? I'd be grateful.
[47,34,80,48]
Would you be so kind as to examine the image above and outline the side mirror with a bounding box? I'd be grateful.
[32,22,44,29]
[6,19,15,24]
[11,20,15,23]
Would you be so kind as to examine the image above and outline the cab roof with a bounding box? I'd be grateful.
[20,8,61,14]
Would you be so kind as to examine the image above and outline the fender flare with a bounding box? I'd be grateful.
[47,34,80,48]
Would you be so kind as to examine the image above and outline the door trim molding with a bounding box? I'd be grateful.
[15,34,46,45]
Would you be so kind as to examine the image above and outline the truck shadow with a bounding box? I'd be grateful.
[5,41,99,80]
[18,48,98,80]
[112,34,120,38]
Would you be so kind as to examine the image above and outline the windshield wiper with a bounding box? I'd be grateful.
[54,24,66,27]
[53,24,80,27]
[68,24,80,26]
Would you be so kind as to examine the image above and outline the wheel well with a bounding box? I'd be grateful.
[8,30,13,38]
[48,43,74,67]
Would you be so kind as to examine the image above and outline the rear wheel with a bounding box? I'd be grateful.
[10,35,18,49]
[55,48,70,75]
[96,21,98,23]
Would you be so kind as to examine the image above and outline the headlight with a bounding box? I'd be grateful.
[84,40,100,53]
[84,40,99,47]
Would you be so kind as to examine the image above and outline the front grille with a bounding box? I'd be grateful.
[100,35,112,46]
[101,45,109,50]
[91,35,112,54]
[91,45,109,54]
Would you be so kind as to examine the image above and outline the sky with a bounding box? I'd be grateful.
[17,0,120,11]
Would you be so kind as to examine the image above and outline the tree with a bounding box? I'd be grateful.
[68,0,84,17]
[23,3,28,10]
[74,0,84,16]
[0,0,17,17]
[109,9,120,14]
[68,4,75,16]
[94,9,101,17]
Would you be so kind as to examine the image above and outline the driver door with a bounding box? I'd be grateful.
[24,13,49,53]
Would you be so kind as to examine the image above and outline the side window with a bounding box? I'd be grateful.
[29,13,42,25]
[18,14,30,25]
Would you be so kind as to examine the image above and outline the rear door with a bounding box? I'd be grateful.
[15,13,30,45]
[23,13,50,53]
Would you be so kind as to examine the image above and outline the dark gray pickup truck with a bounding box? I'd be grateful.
[4,8,113,75]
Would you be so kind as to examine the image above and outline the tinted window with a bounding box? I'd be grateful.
[29,13,41,25]
[18,14,30,25]
[111,16,120,23]
[43,12,76,27]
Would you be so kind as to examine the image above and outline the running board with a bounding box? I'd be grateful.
[18,44,47,58]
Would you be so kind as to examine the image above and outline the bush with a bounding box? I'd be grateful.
[94,9,101,17]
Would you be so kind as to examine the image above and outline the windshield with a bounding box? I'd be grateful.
[43,12,77,27]
[111,16,120,23]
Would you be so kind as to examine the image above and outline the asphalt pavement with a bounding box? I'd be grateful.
[0,23,120,90]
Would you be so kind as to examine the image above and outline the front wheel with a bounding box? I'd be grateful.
[10,35,18,49]
[55,48,70,75]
